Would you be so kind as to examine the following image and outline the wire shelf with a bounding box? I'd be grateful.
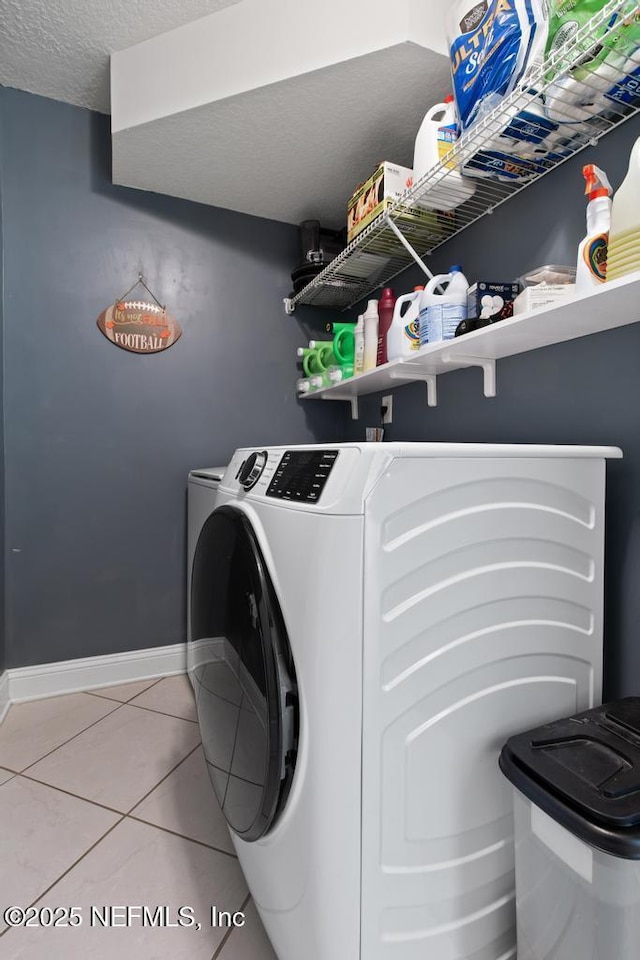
[287,0,640,313]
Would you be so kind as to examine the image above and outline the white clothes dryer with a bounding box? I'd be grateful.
[187,467,227,648]
[187,443,621,960]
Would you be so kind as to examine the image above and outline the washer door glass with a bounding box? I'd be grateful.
[189,506,298,841]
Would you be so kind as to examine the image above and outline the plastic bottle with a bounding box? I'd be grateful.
[376,288,396,366]
[363,301,379,372]
[387,286,424,361]
[413,96,476,210]
[607,136,640,283]
[297,344,334,376]
[309,341,338,368]
[354,315,365,375]
[334,327,355,366]
[296,377,313,394]
[297,347,319,377]
[327,363,354,384]
[419,266,468,346]
[576,164,612,292]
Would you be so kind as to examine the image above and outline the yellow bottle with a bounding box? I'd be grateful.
[607,136,640,283]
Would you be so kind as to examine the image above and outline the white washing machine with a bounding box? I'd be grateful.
[187,442,620,960]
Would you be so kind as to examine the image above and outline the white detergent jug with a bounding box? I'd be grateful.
[387,286,423,361]
[607,136,640,283]
[413,97,476,211]
[419,266,468,346]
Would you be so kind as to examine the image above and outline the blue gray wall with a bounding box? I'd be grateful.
[2,82,638,700]
[1,88,342,670]
[343,117,640,699]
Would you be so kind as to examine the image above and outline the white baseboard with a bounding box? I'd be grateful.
[6,643,187,705]
[0,671,9,724]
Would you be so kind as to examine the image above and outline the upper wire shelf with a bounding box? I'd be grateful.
[285,0,640,313]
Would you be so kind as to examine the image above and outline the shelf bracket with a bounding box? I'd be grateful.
[284,297,295,316]
[383,213,436,284]
[388,369,438,407]
[442,356,496,398]
[321,393,359,419]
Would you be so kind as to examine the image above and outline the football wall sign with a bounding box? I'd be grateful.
[96,275,182,354]
[97,301,182,354]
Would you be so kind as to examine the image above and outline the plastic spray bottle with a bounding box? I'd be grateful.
[576,164,612,292]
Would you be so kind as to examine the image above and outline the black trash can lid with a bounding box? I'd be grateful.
[499,698,640,859]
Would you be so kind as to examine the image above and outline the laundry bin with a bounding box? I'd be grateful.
[499,698,640,960]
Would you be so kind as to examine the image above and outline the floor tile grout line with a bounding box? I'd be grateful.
[16,701,125,775]
[126,813,238,859]
[17,771,126,817]
[125,700,200,724]
[86,675,165,704]
[126,742,203,815]
[0,814,126,940]
[19,740,202,819]
[212,892,252,960]
[0,763,21,775]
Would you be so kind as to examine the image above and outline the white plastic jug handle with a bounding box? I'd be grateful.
[425,102,447,124]
[426,274,451,296]
[393,292,418,318]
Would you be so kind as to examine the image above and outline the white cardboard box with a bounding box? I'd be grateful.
[513,284,576,316]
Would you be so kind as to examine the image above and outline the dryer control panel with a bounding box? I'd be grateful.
[266,449,339,503]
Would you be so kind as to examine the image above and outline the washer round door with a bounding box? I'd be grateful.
[189,506,298,841]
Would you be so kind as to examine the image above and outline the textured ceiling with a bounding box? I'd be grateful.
[113,44,451,227]
[0,0,240,114]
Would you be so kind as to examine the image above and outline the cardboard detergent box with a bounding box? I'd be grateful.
[347,161,444,243]
[467,282,520,322]
[513,284,576,316]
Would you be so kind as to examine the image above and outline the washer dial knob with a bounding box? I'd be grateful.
[238,451,268,490]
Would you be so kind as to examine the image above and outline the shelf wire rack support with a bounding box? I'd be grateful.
[382,213,437,284]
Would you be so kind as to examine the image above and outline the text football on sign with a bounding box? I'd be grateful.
[97,299,182,354]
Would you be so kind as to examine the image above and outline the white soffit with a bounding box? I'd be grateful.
[111,0,452,226]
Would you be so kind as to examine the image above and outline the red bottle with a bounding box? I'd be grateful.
[376,287,396,365]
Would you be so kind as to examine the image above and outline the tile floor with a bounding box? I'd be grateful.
[0,675,278,960]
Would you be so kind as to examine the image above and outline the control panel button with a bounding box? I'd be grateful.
[266,450,339,503]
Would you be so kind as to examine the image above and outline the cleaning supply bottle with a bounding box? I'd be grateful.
[325,321,356,367]
[576,164,612,292]
[363,301,379,372]
[309,341,337,368]
[296,377,313,394]
[413,96,476,210]
[297,344,333,377]
[376,287,396,366]
[297,347,319,377]
[353,316,365,375]
[607,136,640,283]
[387,286,424,361]
[419,266,468,346]
[327,362,354,384]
